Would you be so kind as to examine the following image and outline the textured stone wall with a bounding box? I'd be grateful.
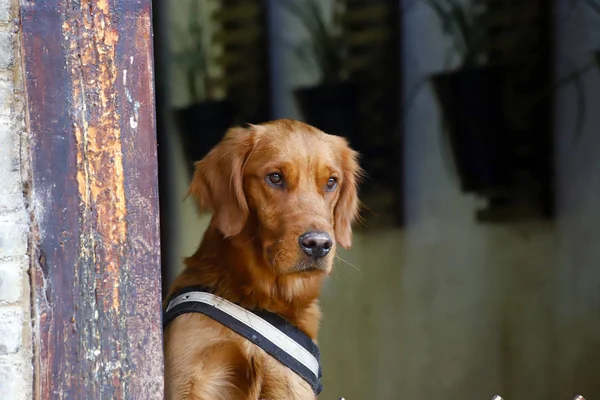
[0,1,33,398]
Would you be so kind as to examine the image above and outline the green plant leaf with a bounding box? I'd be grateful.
[449,5,473,66]
[277,0,344,84]
[423,0,453,34]
[422,0,474,67]
[169,0,212,103]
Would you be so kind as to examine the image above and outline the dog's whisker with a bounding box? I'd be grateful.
[335,254,362,276]
[272,249,284,268]
[333,265,341,284]
[273,250,283,262]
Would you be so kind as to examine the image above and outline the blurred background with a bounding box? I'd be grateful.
[152,0,600,398]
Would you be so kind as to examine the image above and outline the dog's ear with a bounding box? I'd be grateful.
[188,126,254,237]
[333,140,362,250]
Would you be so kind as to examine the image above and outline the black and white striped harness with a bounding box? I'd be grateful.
[163,286,323,395]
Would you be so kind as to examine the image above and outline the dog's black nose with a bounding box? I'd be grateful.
[299,231,333,258]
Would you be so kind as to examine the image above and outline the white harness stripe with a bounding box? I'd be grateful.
[166,291,320,380]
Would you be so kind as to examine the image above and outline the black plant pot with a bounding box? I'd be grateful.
[173,100,234,176]
[294,82,359,143]
[594,50,600,70]
[430,66,515,194]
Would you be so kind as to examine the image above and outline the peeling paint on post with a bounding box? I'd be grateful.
[20,0,164,398]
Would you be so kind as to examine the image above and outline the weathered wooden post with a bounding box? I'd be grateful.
[20,0,163,398]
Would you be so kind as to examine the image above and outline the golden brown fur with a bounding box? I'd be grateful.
[164,119,361,400]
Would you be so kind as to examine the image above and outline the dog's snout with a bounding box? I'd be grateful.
[299,231,333,258]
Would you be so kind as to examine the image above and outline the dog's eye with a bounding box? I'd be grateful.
[326,177,338,191]
[266,173,284,187]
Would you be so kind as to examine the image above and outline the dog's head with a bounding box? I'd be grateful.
[189,119,362,276]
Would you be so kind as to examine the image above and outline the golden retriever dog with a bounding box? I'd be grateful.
[164,119,361,399]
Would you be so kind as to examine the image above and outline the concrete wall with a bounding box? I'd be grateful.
[319,1,556,398]
[0,0,33,398]
[318,1,600,399]
[552,0,600,395]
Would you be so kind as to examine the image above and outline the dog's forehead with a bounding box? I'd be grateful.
[253,124,340,166]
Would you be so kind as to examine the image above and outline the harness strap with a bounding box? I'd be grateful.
[163,286,323,395]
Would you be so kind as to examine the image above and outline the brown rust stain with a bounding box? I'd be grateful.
[62,0,126,313]
[61,1,129,396]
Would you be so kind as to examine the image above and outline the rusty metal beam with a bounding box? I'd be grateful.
[20,0,163,398]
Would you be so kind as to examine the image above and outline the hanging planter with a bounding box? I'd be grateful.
[430,65,515,194]
[421,0,558,222]
[424,1,518,196]
[173,100,234,176]
[294,82,359,140]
